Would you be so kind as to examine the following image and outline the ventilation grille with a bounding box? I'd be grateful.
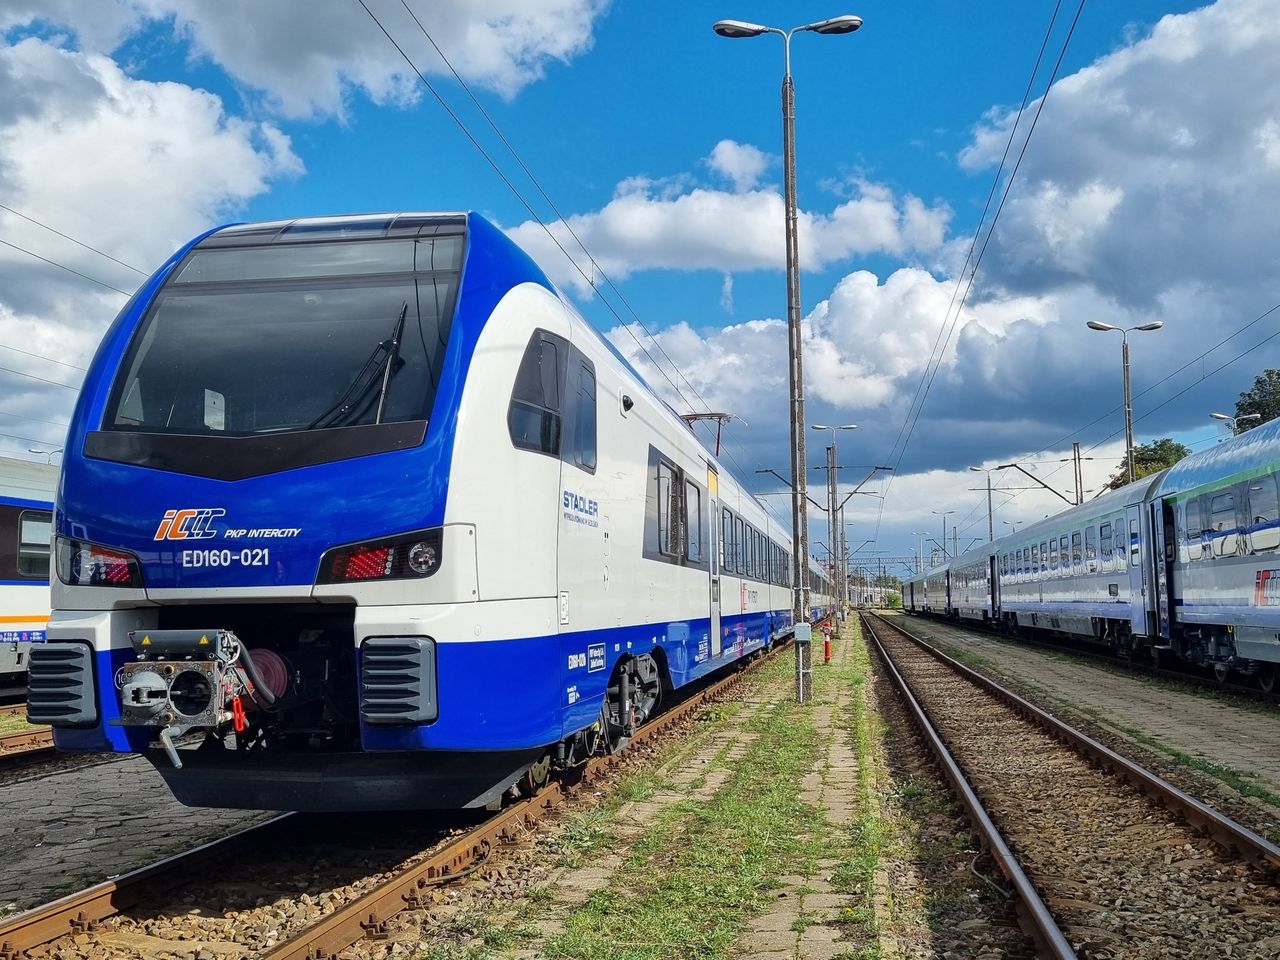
[27,642,98,726]
[360,636,437,725]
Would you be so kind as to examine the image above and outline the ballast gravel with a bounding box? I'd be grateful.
[875,624,1280,960]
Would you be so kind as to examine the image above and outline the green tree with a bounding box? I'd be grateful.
[1234,369,1280,432]
[1105,437,1190,490]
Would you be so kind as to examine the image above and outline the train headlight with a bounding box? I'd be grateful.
[316,528,443,584]
[56,536,144,588]
[407,541,438,575]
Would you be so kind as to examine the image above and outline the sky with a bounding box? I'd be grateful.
[1,0,1277,576]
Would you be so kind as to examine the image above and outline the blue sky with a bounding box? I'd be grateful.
[0,1,1276,571]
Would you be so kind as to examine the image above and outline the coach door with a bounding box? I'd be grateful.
[1153,499,1176,640]
[1125,503,1149,638]
[708,465,722,658]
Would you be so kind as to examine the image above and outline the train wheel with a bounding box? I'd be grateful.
[1212,662,1231,684]
[521,753,551,795]
[602,655,662,753]
[1258,666,1276,694]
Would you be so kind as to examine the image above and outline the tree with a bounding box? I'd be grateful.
[1235,369,1280,433]
[1104,437,1190,490]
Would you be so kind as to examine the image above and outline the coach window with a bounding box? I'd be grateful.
[735,516,745,573]
[508,332,565,456]
[1100,521,1113,566]
[1048,538,1058,572]
[17,510,52,578]
[1084,526,1098,572]
[1247,473,1280,552]
[569,357,597,472]
[1129,518,1141,565]
[685,481,704,562]
[1183,500,1204,562]
[722,509,733,570]
[1071,531,1083,573]
[655,461,682,557]
[1209,491,1239,557]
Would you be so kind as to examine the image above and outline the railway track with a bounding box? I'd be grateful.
[0,644,774,960]
[863,611,1280,959]
[0,704,52,763]
[906,610,1280,706]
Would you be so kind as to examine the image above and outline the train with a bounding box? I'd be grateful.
[905,418,1280,693]
[27,212,834,810]
[0,456,56,683]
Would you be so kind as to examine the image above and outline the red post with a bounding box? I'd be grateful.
[823,634,831,663]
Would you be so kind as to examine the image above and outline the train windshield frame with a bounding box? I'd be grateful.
[105,236,462,439]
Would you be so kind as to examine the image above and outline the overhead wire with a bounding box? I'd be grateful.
[0,236,133,297]
[0,202,147,276]
[877,0,1086,548]
[356,0,777,492]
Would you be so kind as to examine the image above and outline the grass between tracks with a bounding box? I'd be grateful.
[0,709,35,736]
[534,634,884,960]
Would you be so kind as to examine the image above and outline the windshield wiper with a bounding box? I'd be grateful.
[375,301,408,424]
[307,301,409,431]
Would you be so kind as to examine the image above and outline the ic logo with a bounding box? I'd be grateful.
[154,508,225,541]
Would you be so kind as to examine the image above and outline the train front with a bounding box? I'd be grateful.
[28,212,554,810]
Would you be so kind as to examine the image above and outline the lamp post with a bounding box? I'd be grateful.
[714,13,862,638]
[27,447,62,464]
[1086,320,1164,484]
[931,509,955,560]
[968,465,995,542]
[1210,411,1261,435]
[911,531,925,572]
[812,423,857,616]
[1002,519,1022,533]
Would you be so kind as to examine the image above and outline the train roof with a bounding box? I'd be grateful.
[0,455,57,504]
[1151,416,1280,499]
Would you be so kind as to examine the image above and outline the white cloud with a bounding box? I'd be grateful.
[0,36,301,456]
[719,273,734,314]
[510,177,951,294]
[706,139,770,192]
[4,0,610,118]
[958,0,1280,305]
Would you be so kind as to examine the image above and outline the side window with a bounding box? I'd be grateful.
[685,481,703,562]
[656,462,680,557]
[1071,531,1083,573]
[1129,518,1140,566]
[1100,522,1113,564]
[721,509,732,570]
[570,358,597,472]
[1209,491,1240,558]
[1085,526,1097,571]
[1049,538,1059,571]
[1039,541,1048,573]
[508,332,563,455]
[18,510,52,579]
[1030,544,1038,578]
[1058,536,1069,574]
[1183,500,1202,562]
[735,516,745,573]
[1248,473,1280,553]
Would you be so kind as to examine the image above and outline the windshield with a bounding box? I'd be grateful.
[106,237,461,436]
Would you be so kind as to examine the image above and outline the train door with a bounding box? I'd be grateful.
[988,555,998,620]
[1152,499,1176,640]
[1125,503,1149,638]
[708,464,722,658]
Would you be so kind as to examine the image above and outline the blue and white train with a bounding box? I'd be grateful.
[906,419,1280,692]
[28,212,833,810]
[0,456,55,682]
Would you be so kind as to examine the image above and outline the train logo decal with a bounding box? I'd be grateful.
[154,508,225,541]
[562,490,600,528]
[1253,569,1280,606]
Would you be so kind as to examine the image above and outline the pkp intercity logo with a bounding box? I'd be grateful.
[155,508,225,541]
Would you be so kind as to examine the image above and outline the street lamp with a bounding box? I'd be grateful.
[811,423,857,615]
[931,509,955,560]
[1210,411,1261,435]
[1002,519,1022,533]
[28,447,62,464]
[968,465,996,542]
[715,13,863,642]
[1086,320,1164,484]
[911,531,926,572]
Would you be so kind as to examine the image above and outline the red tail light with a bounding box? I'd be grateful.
[317,529,442,584]
[56,537,144,588]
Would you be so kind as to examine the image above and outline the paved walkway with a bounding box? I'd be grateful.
[734,629,866,960]
[0,755,264,913]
